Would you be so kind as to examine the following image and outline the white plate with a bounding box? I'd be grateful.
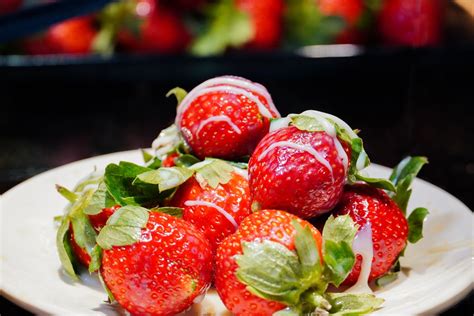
[1,150,473,315]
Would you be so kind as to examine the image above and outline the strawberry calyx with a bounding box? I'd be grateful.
[235,216,383,315]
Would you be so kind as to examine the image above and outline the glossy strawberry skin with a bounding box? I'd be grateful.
[101,212,213,316]
[161,152,179,167]
[378,0,442,47]
[170,172,251,254]
[236,0,284,49]
[249,126,349,218]
[335,184,408,284]
[215,209,323,315]
[179,78,279,160]
[118,0,190,53]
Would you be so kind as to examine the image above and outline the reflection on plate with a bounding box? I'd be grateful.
[1,150,472,315]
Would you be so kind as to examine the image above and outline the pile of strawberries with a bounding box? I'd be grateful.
[56,75,429,315]
[6,0,442,56]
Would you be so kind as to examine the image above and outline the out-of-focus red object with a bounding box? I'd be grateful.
[236,0,284,49]
[23,17,97,55]
[318,0,365,44]
[0,0,22,14]
[379,0,442,46]
[118,0,191,53]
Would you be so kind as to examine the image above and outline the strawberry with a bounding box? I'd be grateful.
[24,17,97,55]
[215,209,324,315]
[176,75,280,160]
[0,0,22,14]
[170,168,251,253]
[249,124,349,218]
[378,0,442,47]
[117,0,191,53]
[318,0,365,44]
[100,211,213,315]
[69,205,120,267]
[335,156,429,285]
[236,0,284,49]
[335,184,408,285]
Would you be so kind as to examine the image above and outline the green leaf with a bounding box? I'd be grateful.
[375,272,398,287]
[88,245,103,273]
[354,173,396,192]
[322,215,358,286]
[141,149,154,163]
[56,185,78,202]
[389,157,428,213]
[189,158,234,189]
[104,162,160,207]
[96,206,149,249]
[347,138,370,183]
[74,172,102,192]
[56,217,78,281]
[98,270,115,303]
[407,207,429,243]
[166,87,188,106]
[326,293,384,315]
[285,0,345,46]
[67,189,96,254]
[236,240,303,306]
[136,167,194,192]
[290,114,329,132]
[191,0,253,56]
[152,124,184,158]
[292,220,323,277]
[150,207,184,218]
[84,182,116,215]
[273,306,301,316]
[175,154,201,168]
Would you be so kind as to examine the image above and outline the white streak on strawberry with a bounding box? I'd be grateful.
[184,200,239,229]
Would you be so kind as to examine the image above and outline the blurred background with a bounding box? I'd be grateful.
[1,0,473,314]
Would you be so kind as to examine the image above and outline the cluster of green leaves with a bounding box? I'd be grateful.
[236,215,383,315]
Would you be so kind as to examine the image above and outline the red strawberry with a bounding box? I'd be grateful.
[101,212,213,315]
[176,76,280,160]
[378,0,442,47]
[24,17,97,55]
[318,0,365,44]
[249,125,349,218]
[236,0,284,49]
[69,205,120,267]
[215,209,323,315]
[0,0,22,14]
[88,205,121,232]
[335,184,408,284]
[171,170,251,253]
[117,0,191,53]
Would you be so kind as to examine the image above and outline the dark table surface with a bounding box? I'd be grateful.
[1,47,473,314]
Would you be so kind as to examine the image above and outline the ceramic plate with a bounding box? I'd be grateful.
[1,150,473,315]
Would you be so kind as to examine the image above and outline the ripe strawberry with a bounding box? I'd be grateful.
[0,0,22,14]
[101,212,213,315]
[117,0,191,53]
[335,183,408,284]
[318,0,365,44]
[69,205,120,267]
[236,0,284,49]
[170,170,251,253]
[23,17,97,55]
[249,125,349,218]
[215,209,323,315]
[176,75,280,160]
[378,0,442,47]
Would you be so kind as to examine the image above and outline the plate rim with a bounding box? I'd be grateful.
[1,149,473,315]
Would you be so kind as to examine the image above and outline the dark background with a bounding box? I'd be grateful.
[1,47,473,314]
